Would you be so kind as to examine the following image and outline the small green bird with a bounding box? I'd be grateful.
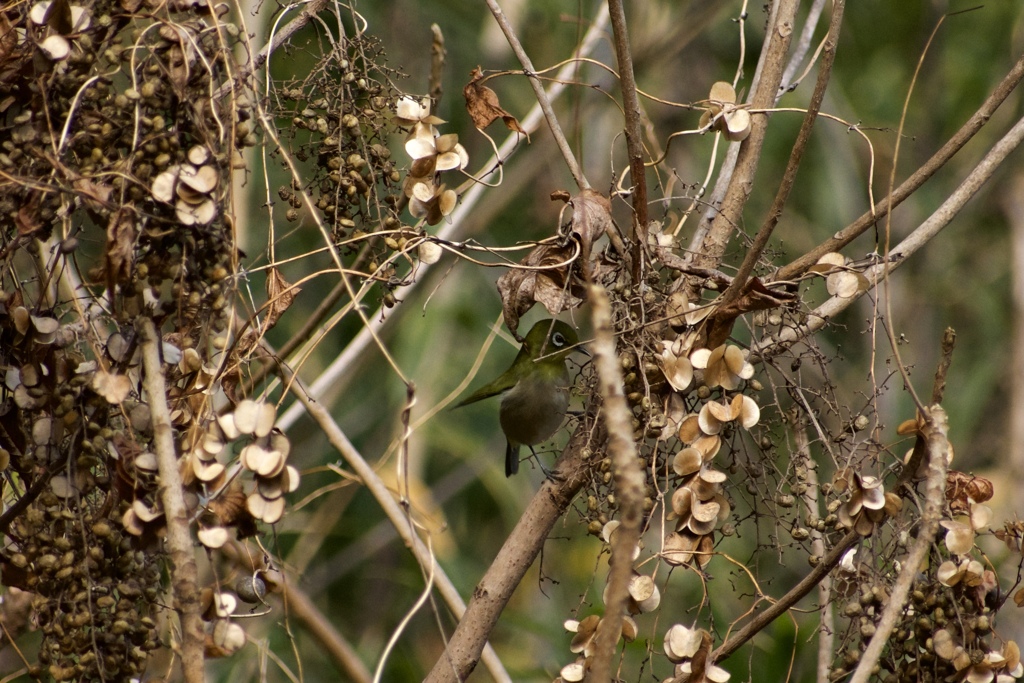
[457,320,584,477]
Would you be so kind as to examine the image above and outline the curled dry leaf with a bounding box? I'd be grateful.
[463,66,526,136]
[563,188,612,265]
[496,241,583,339]
[105,206,136,295]
[496,190,610,336]
[265,267,299,332]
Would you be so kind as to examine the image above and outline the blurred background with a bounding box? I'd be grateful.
[208,1,1024,680]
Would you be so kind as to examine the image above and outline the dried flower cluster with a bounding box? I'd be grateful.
[396,96,469,225]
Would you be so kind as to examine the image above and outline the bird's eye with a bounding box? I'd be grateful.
[552,332,566,347]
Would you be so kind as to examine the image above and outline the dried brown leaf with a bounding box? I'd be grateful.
[105,206,135,295]
[463,66,526,137]
[564,188,612,266]
[265,267,299,330]
[496,242,583,338]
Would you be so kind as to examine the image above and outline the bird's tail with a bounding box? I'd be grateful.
[505,441,519,477]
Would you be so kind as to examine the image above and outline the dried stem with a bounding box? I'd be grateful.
[849,405,949,683]
[931,327,957,405]
[607,0,649,268]
[719,0,845,308]
[587,284,645,682]
[777,49,1024,281]
[484,0,589,191]
[137,318,205,683]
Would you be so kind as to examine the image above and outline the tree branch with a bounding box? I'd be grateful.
[587,284,644,682]
[777,49,1024,281]
[690,0,799,275]
[138,318,205,683]
[607,0,649,271]
[719,0,845,308]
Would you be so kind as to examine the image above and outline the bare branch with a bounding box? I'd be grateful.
[778,49,1024,280]
[849,405,949,683]
[587,284,645,681]
[720,0,845,308]
[690,0,800,275]
[138,318,205,683]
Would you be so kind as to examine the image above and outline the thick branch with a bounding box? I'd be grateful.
[691,0,799,273]
[777,49,1024,281]
[720,0,845,307]
[587,285,644,681]
[137,318,205,683]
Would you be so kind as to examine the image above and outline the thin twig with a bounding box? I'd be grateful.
[587,284,644,682]
[137,318,205,683]
[777,49,1024,281]
[754,111,1024,361]
[607,0,649,272]
[484,0,589,191]
[931,327,957,405]
[719,0,845,308]
[849,405,948,683]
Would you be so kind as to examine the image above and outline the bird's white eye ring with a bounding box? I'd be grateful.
[552,332,566,346]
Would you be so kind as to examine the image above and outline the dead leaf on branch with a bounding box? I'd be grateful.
[496,190,614,337]
[557,188,613,268]
[703,277,795,349]
[104,205,136,297]
[497,243,584,339]
[264,267,299,330]
[463,66,527,138]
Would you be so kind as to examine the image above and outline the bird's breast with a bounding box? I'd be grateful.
[498,371,570,447]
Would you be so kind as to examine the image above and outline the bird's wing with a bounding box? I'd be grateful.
[454,373,518,407]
